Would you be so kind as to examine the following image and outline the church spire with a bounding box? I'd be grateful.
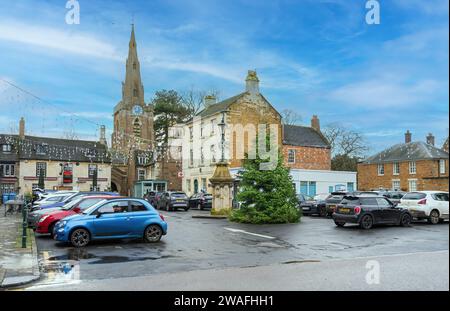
[121,24,144,108]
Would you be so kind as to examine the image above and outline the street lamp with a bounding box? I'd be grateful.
[218,111,226,163]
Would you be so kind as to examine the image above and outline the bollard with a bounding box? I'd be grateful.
[22,202,27,248]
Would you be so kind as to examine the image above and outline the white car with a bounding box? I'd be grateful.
[398,191,449,224]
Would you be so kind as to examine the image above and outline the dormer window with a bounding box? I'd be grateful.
[36,144,48,155]
[1,144,12,153]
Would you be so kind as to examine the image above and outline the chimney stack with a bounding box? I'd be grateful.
[245,70,260,95]
[426,133,435,146]
[311,115,320,132]
[19,117,25,139]
[99,125,107,146]
[405,130,412,144]
[204,95,216,108]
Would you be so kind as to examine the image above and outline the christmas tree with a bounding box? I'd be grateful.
[230,141,300,224]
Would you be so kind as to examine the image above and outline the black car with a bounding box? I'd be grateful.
[298,194,327,216]
[189,192,213,210]
[157,191,189,211]
[324,192,352,216]
[332,195,412,229]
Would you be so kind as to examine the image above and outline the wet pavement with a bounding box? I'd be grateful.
[0,206,40,288]
[29,210,449,288]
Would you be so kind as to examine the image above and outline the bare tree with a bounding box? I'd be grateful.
[181,86,220,118]
[323,123,368,158]
[281,109,302,126]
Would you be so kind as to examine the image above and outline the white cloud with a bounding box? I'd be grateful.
[328,78,443,108]
[0,20,121,60]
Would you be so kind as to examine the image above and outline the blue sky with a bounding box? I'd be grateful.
[0,0,448,154]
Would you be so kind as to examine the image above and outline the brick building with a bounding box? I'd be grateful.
[282,118,331,170]
[358,131,449,192]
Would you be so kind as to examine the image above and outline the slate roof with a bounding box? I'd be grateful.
[282,125,330,148]
[361,141,449,164]
[0,134,111,163]
[195,93,246,119]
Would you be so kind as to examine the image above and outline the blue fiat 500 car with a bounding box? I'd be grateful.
[53,198,168,247]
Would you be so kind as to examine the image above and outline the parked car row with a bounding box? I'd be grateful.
[299,190,448,230]
[144,191,213,211]
[27,190,168,247]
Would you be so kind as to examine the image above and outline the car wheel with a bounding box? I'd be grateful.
[184,206,190,212]
[334,221,345,227]
[400,213,411,227]
[319,207,327,217]
[428,210,440,224]
[144,225,163,243]
[70,228,90,247]
[198,203,203,210]
[360,215,373,230]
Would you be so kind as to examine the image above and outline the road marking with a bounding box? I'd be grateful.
[224,227,276,240]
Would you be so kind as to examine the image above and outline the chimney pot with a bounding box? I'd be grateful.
[245,70,260,95]
[19,117,25,139]
[426,133,435,146]
[204,95,216,108]
[99,125,107,146]
[311,115,320,132]
[405,130,412,144]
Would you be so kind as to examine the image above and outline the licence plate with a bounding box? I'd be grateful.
[339,208,350,213]
[176,200,184,202]
[302,207,310,211]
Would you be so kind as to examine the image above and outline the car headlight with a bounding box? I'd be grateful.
[60,220,68,227]
[39,215,50,223]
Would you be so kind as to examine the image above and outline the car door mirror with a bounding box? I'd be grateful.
[96,212,103,218]
[73,207,81,213]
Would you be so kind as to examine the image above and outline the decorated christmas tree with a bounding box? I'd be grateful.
[230,139,300,224]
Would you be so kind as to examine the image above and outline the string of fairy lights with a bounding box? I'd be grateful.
[0,78,161,165]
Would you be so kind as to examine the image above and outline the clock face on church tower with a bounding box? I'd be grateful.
[132,105,143,115]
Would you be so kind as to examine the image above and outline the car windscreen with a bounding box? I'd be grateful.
[77,198,105,210]
[62,198,84,210]
[327,195,344,202]
[82,199,109,214]
[171,193,187,198]
[204,194,213,199]
[340,197,360,206]
[402,192,426,200]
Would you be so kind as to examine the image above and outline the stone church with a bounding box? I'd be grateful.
[111,25,155,195]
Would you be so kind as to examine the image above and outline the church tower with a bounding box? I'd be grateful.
[111,25,154,195]
[113,24,154,149]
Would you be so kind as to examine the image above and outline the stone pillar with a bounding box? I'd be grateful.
[209,162,234,215]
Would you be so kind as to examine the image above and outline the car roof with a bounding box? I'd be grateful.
[405,191,448,194]
[80,195,123,199]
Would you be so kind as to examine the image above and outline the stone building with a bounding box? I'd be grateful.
[111,25,155,195]
[181,70,282,195]
[0,118,112,196]
[358,131,449,192]
[181,70,357,197]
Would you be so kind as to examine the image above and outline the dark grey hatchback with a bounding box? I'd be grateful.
[332,195,412,229]
[157,191,189,211]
